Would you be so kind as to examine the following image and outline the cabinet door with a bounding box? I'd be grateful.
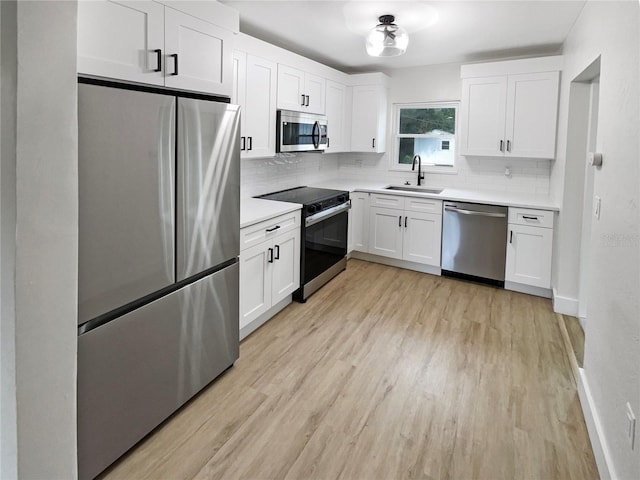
[368,207,403,259]
[164,7,233,96]
[505,224,553,288]
[271,229,301,305]
[349,192,370,252]
[304,73,326,114]
[277,65,306,111]
[77,0,164,85]
[239,242,271,329]
[351,85,386,153]
[403,212,442,266]
[460,76,507,156]
[505,72,560,159]
[244,55,278,158]
[325,80,348,152]
[232,51,247,129]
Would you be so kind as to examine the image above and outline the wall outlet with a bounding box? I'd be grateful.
[594,196,601,219]
[626,402,636,450]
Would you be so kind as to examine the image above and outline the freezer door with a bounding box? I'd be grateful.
[77,263,239,480]
[177,99,240,281]
[78,83,176,324]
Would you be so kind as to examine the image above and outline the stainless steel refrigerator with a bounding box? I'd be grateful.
[77,79,240,480]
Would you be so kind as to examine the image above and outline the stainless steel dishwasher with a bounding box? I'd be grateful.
[441,201,508,285]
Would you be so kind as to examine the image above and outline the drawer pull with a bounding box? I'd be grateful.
[522,215,539,220]
[266,225,281,233]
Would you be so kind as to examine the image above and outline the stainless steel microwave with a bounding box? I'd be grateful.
[277,110,328,153]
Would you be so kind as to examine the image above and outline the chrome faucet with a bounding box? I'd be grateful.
[412,155,425,186]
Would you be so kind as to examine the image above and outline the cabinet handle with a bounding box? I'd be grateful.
[274,244,280,260]
[522,215,538,220]
[507,140,511,152]
[398,215,402,227]
[266,225,281,233]
[267,247,274,263]
[247,136,253,151]
[500,140,504,152]
[170,53,178,76]
[301,94,306,106]
[510,230,513,244]
[305,95,310,107]
[405,216,408,228]
[240,136,246,151]
[327,137,330,148]
[153,49,162,72]
[372,138,376,149]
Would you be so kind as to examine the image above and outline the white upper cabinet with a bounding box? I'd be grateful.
[233,51,277,158]
[78,1,165,86]
[78,0,237,96]
[350,84,387,153]
[163,8,233,96]
[460,57,561,159]
[324,80,350,153]
[277,65,326,114]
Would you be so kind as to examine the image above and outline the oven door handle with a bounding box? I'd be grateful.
[305,200,351,228]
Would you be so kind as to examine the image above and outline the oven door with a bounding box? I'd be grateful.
[302,202,349,285]
[277,110,328,152]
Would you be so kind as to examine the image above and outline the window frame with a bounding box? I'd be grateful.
[389,101,460,174]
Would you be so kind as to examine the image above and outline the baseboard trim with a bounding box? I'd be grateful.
[552,288,579,315]
[505,281,551,298]
[240,295,291,341]
[350,251,441,276]
[578,368,616,480]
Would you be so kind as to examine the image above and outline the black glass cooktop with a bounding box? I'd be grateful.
[256,186,348,206]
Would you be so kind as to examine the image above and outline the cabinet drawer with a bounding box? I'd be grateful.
[240,210,300,251]
[370,193,404,209]
[405,197,442,214]
[508,208,554,229]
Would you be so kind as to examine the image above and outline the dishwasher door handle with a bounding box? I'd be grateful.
[444,206,507,218]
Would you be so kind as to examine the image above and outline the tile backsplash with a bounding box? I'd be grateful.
[241,152,551,197]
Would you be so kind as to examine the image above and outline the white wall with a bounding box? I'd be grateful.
[550,1,639,478]
[12,1,78,478]
[1,1,18,478]
[335,62,552,195]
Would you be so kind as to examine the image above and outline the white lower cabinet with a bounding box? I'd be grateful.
[505,207,554,291]
[348,192,370,253]
[239,211,300,337]
[368,194,442,267]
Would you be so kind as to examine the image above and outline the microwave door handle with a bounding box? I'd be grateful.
[312,121,320,149]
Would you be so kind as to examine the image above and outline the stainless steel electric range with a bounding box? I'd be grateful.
[257,186,350,302]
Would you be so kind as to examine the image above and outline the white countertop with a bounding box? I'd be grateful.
[240,197,302,229]
[310,179,560,211]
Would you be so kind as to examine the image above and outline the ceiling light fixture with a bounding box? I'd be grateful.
[365,14,409,57]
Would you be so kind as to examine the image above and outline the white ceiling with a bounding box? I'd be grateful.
[220,0,587,73]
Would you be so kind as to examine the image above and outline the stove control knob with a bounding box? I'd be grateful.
[308,204,318,215]
[338,195,346,203]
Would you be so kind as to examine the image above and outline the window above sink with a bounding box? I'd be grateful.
[390,102,459,174]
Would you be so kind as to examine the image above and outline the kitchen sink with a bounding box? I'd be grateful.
[385,186,443,194]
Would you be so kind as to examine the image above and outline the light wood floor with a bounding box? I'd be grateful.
[101,259,598,480]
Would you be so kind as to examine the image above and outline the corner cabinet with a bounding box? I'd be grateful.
[77,0,236,96]
[460,57,561,159]
[350,85,387,153]
[505,207,554,295]
[232,51,277,158]
[239,210,301,339]
[277,65,326,114]
[368,194,442,266]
